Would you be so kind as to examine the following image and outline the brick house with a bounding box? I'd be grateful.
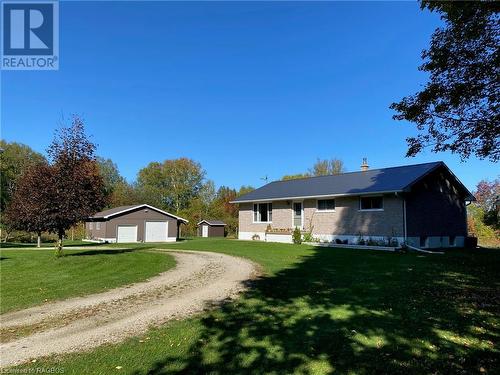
[231,161,474,248]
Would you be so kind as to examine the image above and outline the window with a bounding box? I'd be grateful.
[96,222,101,230]
[420,236,428,248]
[359,196,383,210]
[449,236,456,247]
[293,202,303,228]
[89,222,93,230]
[317,199,335,211]
[253,203,272,223]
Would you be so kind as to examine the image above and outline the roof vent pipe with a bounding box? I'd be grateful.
[361,158,369,172]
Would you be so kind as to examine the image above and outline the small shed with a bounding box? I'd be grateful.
[197,220,226,238]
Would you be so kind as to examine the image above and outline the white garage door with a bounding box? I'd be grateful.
[117,225,137,243]
[145,221,168,242]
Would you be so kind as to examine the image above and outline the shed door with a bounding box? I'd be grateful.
[145,221,168,242]
[202,225,209,238]
[117,225,138,243]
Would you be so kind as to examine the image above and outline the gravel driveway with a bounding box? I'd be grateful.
[0,250,259,368]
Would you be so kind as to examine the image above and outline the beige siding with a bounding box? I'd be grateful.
[86,221,106,239]
[239,195,404,237]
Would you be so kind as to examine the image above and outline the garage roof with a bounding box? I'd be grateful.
[231,161,474,203]
[88,204,189,223]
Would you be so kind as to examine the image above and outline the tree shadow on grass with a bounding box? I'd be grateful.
[0,242,41,248]
[135,247,499,374]
[67,249,137,257]
[1,242,106,248]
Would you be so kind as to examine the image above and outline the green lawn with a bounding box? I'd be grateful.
[0,247,175,313]
[0,240,97,248]
[6,238,500,374]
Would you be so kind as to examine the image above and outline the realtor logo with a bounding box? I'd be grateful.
[1,0,59,70]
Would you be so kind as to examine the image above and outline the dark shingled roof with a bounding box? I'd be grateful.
[197,220,227,226]
[232,161,473,203]
[90,205,137,218]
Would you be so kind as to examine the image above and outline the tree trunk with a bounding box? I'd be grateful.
[3,229,11,243]
[55,229,64,257]
[37,232,41,248]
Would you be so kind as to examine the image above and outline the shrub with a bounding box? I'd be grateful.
[302,232,317,243]
[468,205,500,248]
[389,238,399,247]
[292,227,302,244]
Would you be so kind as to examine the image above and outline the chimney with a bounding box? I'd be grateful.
[361,158,369,172]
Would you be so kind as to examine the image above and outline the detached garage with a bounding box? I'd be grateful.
[197,220,226,238]
[85,204,188,243]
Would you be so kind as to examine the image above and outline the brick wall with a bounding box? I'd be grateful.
[238,194,405,237]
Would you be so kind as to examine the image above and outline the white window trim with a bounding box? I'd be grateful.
[316,199,336,213]
[292,201,304,229]
[359,195,384,211]
[252,202,273,224]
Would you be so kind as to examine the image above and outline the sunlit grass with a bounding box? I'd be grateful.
[6,238,500,374]
[0,248,175,313]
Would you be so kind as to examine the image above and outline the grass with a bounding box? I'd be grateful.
[0,247,175,313]
[5,238,500,374]
[0,240,98,248]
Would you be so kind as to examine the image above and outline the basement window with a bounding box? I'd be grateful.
[449,236,456,247]
[253,203,272,223]
[420,236,428,248]
[359,196,383,211]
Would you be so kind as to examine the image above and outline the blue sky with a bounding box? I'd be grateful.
[1,1,497,191]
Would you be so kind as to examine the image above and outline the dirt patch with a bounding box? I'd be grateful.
[0,250,259,368]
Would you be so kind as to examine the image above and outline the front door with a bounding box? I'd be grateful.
[293,202,303,229]
[202,225,209,237]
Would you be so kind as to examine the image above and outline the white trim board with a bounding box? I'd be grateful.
[94,204,189,223]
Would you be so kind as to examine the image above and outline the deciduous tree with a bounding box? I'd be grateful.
[137,158,205,213]
[474,178,499,229]
[0,140,45,211]
[309,158,345,176]
[4,163,52,247]
[282,173,310,181]
[45,117,108,255]
[97,157,124,196]
[391,1,500,161]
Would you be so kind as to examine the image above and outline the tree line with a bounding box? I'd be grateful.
[0,117,254,251]
[1,116,497,251]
